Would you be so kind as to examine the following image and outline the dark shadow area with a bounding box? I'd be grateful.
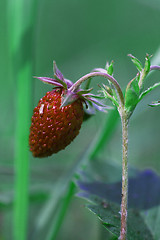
[78,169,160,210]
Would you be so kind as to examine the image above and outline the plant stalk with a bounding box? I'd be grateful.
[69,71,124,106]
[120,111,129,240]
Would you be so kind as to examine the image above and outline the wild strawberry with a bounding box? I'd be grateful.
[29,89,83,157]
[29,62,108,157]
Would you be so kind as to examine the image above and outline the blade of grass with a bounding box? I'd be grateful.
[14,62,32,240]
[7,1,38,239]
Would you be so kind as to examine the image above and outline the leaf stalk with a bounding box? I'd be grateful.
[69,71,125,107]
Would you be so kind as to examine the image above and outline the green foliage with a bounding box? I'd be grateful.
[139,83,160,102]
[101,85,119,107]
[103,54,160,115]
[125,76,140,112]
[106,61,114,76]
[144,54,151,75]
[76,163,160,239]
[87,198,153,240]
[128,54,143,72]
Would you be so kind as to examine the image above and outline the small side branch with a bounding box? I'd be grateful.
[69,72,124,107]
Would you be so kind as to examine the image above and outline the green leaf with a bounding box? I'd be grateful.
[105,61,114,75]
[87,197,120,238]
[77,167,160,239]
[103,84,113,95]
[139,82,160,102]
[81,195,153,239]
[101,86,119,107]
[144,54,151,75]
[128,54,143,72]
[125,76,140,112]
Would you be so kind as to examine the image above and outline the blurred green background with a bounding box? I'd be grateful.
[1,0,160,239]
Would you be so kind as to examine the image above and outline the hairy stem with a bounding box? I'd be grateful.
[69,71,124,106]
[120,112,129,240]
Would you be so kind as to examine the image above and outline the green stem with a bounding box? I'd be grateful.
[120,111,129,240]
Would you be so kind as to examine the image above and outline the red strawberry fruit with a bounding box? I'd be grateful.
[29,62,108,157]
[29,89,83,157]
